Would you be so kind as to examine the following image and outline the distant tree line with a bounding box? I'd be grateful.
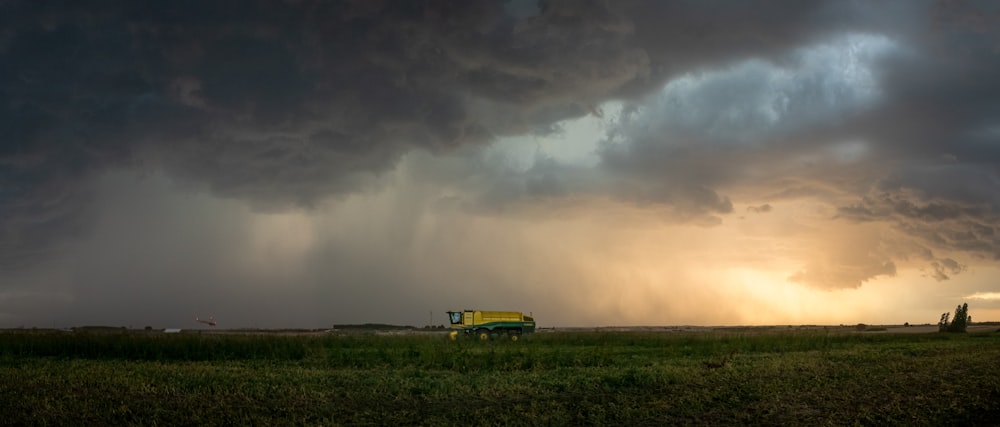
[939,303,971,333]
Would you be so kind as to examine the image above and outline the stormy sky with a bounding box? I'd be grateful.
[2,0,999,328]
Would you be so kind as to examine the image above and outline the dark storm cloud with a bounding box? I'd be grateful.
[821,1,1000,276]
[837,191,1000,262]
[588,29,909,228]
[577,0,1000,287]
[2,0,869,269]
[928,258,965,281]
[0,0,643,266]
[2,0,997,285]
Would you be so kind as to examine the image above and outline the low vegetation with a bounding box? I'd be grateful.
[2,327,999,425]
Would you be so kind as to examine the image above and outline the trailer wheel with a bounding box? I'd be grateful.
[509,333,521,342]
[476,329,490,341]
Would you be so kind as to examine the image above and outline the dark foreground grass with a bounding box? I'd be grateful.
[2,329,999,425]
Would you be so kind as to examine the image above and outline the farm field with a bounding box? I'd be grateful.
[2,327,999,425]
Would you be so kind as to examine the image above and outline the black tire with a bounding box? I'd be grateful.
[476,329,490,341]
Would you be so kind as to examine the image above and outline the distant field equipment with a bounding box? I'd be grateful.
[447,310,535,341]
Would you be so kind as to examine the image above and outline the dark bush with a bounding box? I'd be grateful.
[939,303,970,333]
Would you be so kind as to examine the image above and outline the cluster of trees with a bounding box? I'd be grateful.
[938,303,971,333]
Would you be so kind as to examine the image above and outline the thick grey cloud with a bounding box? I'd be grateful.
[837,190,1000,261]
[1,0,866,269]
[1,0,998,296]
[565,2,1000,287]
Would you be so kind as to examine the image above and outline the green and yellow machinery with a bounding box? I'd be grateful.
[447,310,535,341]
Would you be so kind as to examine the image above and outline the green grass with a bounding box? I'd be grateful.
[2,329,999,425]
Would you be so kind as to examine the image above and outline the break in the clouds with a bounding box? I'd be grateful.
[2,0,999,327]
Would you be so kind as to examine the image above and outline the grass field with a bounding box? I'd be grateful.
[2,327,999,425]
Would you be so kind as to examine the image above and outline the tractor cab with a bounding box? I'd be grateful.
[446,310,472,328]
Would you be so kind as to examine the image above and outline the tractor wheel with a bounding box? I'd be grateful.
[476,329,490,341]
[448,331,459,341]
[509,333,521,342]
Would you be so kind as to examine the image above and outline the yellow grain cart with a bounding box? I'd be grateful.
[446,310,535,341]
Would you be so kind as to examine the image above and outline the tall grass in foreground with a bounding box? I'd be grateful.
[2,329,999,425]
[0,328,984,366]
[0,331,308,361]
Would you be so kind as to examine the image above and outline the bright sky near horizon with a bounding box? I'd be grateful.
[2,1,999,328]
